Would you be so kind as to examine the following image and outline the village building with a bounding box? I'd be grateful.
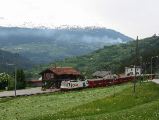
[25,77,42,87]
[92,71,112,78]
[125,66,142,76]
[39,67,82,89]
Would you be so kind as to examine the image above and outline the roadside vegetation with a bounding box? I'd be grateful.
[0,82,159,120]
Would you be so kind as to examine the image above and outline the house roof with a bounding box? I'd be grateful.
[125,66,141,69]
[92,71,111,78]
[40,67,81,76]
[103,74,118,79]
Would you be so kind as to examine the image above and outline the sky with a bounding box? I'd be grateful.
[0,0,159,38]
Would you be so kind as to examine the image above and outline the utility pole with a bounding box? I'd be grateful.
[6,63,17,97]
[113,77,116,97]
[14,66,17,97]
[140,56,142,85]
[134,36,139,93]
[151,57,153,80]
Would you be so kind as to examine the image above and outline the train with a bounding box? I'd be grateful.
[60,74,155,90]
[60,80,88,90]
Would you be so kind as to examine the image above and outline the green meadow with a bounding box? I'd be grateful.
[0,82,159,120]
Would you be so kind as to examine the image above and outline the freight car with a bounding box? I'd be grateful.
[87,76,133,88]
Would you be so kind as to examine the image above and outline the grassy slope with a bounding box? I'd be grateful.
[33,82,159,120]
[0,82,159,120]
[0,84,129,120]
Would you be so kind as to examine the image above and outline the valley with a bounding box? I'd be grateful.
[0,26,133,64]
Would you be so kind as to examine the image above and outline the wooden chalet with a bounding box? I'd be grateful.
[39,67,82,89]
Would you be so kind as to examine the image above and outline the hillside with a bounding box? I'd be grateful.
[0,49,33,73]
[0,82,159,120]
[32,35,159,77]
[0,26,133,64]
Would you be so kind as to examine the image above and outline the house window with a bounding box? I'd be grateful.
[45,73,54,79]
[50,74,54,78]
[130,72,133,75]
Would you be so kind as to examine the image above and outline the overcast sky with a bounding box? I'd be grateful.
[0,0,159,38]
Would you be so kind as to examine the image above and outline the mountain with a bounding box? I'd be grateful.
[32,35,159,78]
[0,49,33,73]
[0,26,133,64]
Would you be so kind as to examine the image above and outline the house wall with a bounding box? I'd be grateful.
[41,71,81,89]
[125,67,141,76]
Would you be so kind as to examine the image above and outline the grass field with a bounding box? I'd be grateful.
[0,82,159,120]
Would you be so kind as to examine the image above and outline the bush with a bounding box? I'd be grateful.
[0,73,11,90]
[8,77,15,90]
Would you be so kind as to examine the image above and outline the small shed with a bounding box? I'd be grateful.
[39,67,82,89]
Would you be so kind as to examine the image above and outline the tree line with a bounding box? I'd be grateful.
[0,69,26,90]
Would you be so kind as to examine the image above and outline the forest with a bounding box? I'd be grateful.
[30,35,159,78]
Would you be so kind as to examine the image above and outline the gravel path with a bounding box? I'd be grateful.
[0,87,60,98]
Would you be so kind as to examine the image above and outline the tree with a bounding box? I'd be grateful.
[8,77,15,90]
[0,73,11,90]
[16,69,26,89]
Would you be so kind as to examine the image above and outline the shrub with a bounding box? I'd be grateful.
[0,73,11,90]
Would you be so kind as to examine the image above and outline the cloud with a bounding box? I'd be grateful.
[0,0,159,38]
[0,17,5,20]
